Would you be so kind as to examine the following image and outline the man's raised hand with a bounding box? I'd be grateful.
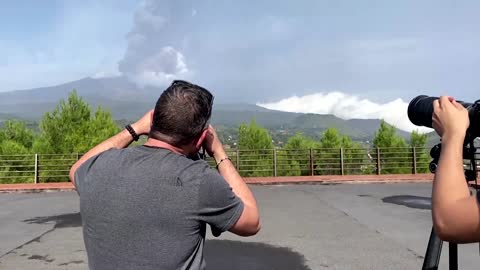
[432,96,469,140]
[203,125,226,159]
[132,109,154,136]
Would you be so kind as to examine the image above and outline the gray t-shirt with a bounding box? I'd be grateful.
[74,145,244,270]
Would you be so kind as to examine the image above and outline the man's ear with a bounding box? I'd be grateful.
[195,129,209,150]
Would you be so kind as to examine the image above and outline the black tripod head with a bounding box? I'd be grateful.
[429,139,478,183]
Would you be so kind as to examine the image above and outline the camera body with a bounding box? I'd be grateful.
[408,95,480,181]
[408,95,480,139]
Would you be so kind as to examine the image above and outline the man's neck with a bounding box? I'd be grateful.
[144,138,188,155]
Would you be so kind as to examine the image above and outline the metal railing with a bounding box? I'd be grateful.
[1,147,478,184]
[0,153,80,184]
[207,147,436,177]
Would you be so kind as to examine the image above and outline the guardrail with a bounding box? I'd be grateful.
[213,147,434,177]
[1,147,477,184]
[0,153,79,184]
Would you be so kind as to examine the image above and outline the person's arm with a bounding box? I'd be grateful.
[431,96,479,243]
[203,125,260,236]
[69,110,152,185]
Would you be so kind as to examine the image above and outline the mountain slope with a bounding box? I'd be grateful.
[0,76,415,142]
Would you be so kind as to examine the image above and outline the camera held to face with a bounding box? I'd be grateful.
[408,95,480,181]
[408,95,480,139]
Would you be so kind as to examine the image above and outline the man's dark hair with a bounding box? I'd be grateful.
[150,80,214,146]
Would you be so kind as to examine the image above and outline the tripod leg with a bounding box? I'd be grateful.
[422,227,443,270]
[449,243,458,270]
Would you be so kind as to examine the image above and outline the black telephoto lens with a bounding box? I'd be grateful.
[408,95,438,128]
[408,95,472,129]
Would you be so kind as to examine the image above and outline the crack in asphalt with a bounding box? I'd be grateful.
[0,212,81,259]
[0,227,56,259]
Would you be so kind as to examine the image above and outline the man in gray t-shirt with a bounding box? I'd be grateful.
[70,80,261,269]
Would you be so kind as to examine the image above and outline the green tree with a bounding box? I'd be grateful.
[409,130,427,148]
[316,128,366,175]
[409,130,430,173]
[238,119,274,150]
[0,121,36,184]
[320,128,342,148]
[0,140,30,155]
[278,133,319,176]
[339,134,367,175]
[284,133,319,149]
[237,119,274,177]
[0,120,35,149]
[0,140,33,184]
[372,120,409,174]
[316,128,340,175]
[34,90,120,154]
[33,91,120,182]
[373,121,407,148]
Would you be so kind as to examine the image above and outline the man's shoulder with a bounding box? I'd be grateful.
[85,147,123,161]
[76,147,136,174]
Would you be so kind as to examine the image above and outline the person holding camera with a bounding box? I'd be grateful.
[69,80,260,270]
[431,95,478,243]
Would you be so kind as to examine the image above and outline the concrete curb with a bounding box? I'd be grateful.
[0,174,433,192]
[244,174,433,185]
[0,183,75,193]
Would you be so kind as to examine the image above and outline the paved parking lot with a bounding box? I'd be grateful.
[1,183,480,269]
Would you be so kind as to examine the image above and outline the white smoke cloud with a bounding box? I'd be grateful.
[118,0,189,87]
[257,92,433,133]
[90,70,121,79]
[125,46,188,87]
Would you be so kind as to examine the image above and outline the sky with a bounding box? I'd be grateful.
[1,0,479,132]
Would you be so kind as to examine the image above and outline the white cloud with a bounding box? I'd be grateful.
[257,92,434,133]
[133,4,166,31]
[90,70,121,79]
[118,0,190,88]
[123,46,188,87]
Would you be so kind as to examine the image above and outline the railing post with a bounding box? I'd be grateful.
[412,147,417,174]
[34,154,38,184]
[273,148,277,177]
[309,149,314,176]
[340,148,344,175]
[376,148,381,175]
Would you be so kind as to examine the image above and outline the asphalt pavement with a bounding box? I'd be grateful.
[1,183,479,269]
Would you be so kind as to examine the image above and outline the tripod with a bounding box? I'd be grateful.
[421,140,478,270]
[422,227,458,270]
